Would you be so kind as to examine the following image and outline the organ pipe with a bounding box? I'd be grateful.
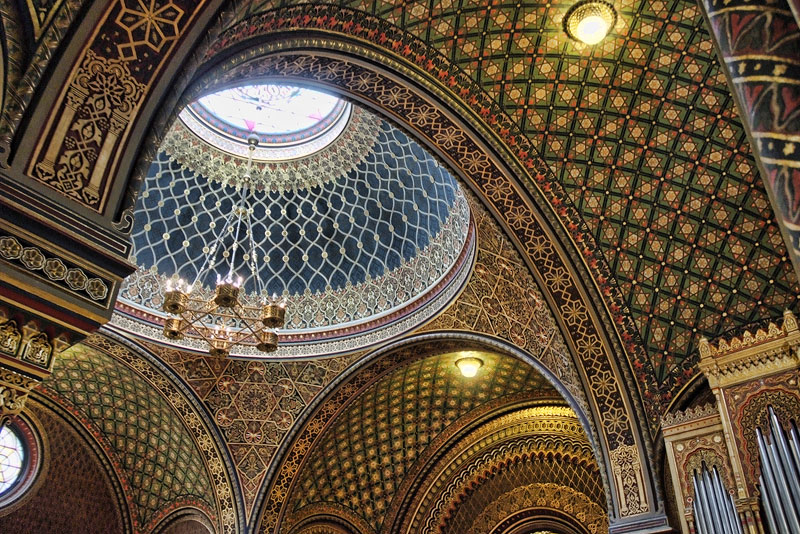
[757,407,800,534]
[692,464,743,534]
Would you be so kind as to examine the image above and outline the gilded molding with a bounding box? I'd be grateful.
[0,365,39,423]
[699,310,800,388]
[467,483,608,534]
[0,309,69,373]
[661,403,720,431]
[1,235,112,305]
[0,0,85,154]
[27,0,210,213]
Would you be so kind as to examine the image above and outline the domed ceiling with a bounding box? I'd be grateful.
[114,84,475,357]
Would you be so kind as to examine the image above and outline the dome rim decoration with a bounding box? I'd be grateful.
[113,217,476,359]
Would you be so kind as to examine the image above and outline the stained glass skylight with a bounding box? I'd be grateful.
[0,424,24,496]
[198,85,340,135]
[186,84,350,155]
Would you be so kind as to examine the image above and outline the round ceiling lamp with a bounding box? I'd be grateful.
[455,356,484,378]
[564,0,617,45]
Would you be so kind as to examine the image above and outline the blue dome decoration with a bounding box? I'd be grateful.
[131,122,461,296]
[117,87,473,358]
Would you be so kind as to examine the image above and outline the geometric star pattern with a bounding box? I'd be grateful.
[142,341,358,518]
[291,351,560,532]
[236,0,800,402]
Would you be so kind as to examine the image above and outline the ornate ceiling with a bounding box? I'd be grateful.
[142,340,358,517]
[2,0,799,533]
[137,191,581,521]
[35,335,237,533]
[225,0,800,400]
[285,350,567,533]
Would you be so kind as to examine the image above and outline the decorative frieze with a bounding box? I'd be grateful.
[698,310,800,389]
[0,235,113,305]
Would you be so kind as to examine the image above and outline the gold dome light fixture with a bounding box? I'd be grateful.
[160,135,287,357]
[564,0,617,45]
[455,356,484,378]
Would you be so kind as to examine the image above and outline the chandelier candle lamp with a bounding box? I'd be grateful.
[160,135,287,356]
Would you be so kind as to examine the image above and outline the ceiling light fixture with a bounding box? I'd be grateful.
[160,134,286,357]
[564,0,617,45]
[455,356,484,378]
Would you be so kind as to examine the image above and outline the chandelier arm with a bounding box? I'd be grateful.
[181,309,210,334]
[245,193,263,297]
[189,187,240,290]
[226,184,249,284]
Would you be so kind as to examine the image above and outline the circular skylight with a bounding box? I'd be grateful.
[185,84,351,159]
[198,85,341,136]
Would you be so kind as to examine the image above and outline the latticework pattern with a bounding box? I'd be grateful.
[292,352,559,531]
[127,120,470,331]
[42,343,216,529]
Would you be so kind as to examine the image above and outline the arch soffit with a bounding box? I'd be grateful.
[390,404,606,534]
[251,332,612,534]
[35,331,243,534]
[22,395,134,534]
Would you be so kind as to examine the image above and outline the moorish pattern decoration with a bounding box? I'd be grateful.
[141,340,359,519]
[180,48,655,524]
[0,0,87,156]
[284,351,563,533]
[423,192,591,418]
[117,104,474,357]
[163,104,382,193]
[27,0,210,213]
[220,0,800,410]
[2,0,800,533]
[399,405,607,534]
[36,335,239,533]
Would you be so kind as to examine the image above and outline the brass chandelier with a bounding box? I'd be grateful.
[160,135,286,357]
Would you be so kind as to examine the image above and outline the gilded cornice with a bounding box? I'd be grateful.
[661,403,720,434]
[698,310,800,388]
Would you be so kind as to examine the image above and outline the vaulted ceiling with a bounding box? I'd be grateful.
[284,350,569,534]
[226,0,799,399]
[2,0,799,532]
